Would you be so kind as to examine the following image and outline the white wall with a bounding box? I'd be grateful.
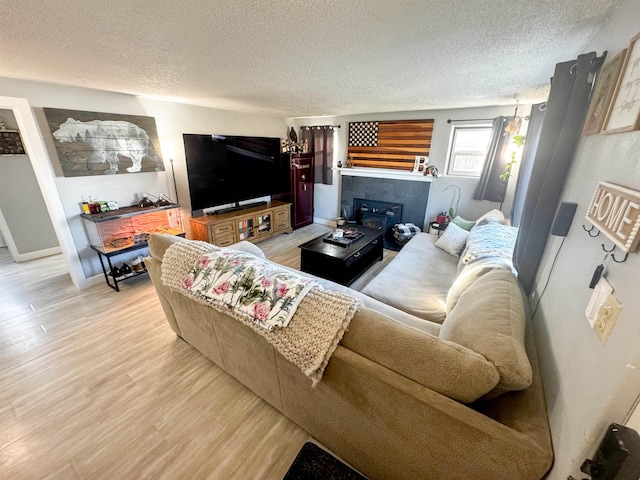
[0,109,60,259]
[530,0,640,477]
[291,104,528,227]
[0,77,287,281]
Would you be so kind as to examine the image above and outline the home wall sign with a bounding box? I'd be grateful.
[43,108,164,177]
[347,119,434,170]
[586,181,640,253]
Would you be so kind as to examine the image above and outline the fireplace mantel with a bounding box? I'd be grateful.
[334,167,434,183]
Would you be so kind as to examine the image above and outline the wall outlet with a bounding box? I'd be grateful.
[586,277,613,328]
[594,293,623,344]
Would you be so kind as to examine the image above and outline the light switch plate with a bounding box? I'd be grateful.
[586,277,613,328]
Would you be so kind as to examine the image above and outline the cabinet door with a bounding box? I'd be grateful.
[274,207,290,232]
[294,168,314,228]
[255,212,273,238]
[190,220,209,242]
[236,216,255,241]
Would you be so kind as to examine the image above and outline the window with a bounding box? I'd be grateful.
[446,126,492,177]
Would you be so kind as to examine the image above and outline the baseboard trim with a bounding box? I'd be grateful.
[85,274,108,288]
[313,217,337,227]
[13,246,62,263]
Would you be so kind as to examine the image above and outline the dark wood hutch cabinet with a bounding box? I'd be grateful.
[274,152,314,230]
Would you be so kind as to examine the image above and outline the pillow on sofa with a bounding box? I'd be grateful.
[451,216,476,231]
[435,223,469,256]
[474,209,506,227]
[439,269,532,398]
[461,222,518,265]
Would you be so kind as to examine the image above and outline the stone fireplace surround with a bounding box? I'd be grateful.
[340,174,431,248]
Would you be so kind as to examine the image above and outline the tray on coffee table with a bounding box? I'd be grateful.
[322,231,364,247]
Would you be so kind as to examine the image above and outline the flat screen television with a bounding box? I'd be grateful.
[183,134,287,216]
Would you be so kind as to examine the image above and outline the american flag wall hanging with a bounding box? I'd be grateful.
[347,119,434,170]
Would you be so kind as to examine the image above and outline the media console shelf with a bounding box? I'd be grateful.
[190,200,292,246]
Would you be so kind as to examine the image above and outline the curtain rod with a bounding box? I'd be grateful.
[446,118,492,124]
[300,125,341,129]
[446,116,529,124]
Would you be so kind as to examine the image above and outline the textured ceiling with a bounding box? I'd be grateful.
[0,0,622,117]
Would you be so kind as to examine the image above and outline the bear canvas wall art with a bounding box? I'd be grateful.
[43,108,164,177]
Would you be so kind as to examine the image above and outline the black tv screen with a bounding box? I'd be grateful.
[183,134,286,215]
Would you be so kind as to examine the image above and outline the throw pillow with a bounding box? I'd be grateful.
[451,215,476,231]
[434,222,469,256]
[474,209,506,227]
[461,222,518,265]
[440,269,532,398]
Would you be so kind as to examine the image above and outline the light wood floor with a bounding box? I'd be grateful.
[0,224,396,479]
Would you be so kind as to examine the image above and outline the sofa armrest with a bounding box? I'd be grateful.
[147,234,266,263]
[341,307,499,403]
[227,240,266,259]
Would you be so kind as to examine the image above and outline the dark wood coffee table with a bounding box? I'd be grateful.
[299,226,384,285]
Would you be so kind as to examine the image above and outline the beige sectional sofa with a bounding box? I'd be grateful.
[146,223,553,480]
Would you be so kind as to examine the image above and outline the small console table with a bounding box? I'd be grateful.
[81,204,185,291]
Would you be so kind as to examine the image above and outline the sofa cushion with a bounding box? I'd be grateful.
[313,276,442,337]
[451,215,476,231]
[361,233,458,324]
[445,257,514,314]
[439,269,532,398]
[435,222,469,256]
[341,307,500,403]
[474,209,506,227]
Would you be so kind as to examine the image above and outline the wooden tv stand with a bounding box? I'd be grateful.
[190,200,292,247]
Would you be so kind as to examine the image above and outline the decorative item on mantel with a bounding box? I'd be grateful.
[412,155,440,177]
[345,155,353,168]
[413,156,429,173]
[282,128,308,153]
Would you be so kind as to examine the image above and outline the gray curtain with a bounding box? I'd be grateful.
[513,52,602,294]
[301,126,334,185]
[510,103,547,227]
[472,116,512,202]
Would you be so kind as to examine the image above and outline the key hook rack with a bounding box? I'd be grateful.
[601,243,629,263]
[583,224,600,237]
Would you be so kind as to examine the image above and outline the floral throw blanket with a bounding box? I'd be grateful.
[183,249,318,331]
[161,240,362,386]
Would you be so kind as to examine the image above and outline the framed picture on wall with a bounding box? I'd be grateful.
[582,49,627,136]
[0,130,26,155]
[43,108,165,177]
[604,31,640,134]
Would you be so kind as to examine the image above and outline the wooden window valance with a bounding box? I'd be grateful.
[347,119,434,170]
